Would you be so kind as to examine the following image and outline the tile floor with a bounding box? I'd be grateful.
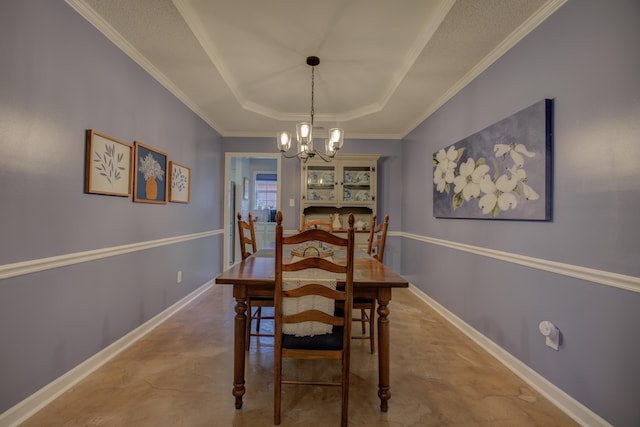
[20,285,578,426]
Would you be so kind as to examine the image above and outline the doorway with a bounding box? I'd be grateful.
[223,153,281,267]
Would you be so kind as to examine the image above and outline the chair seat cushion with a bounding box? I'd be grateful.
[282,326,344,350]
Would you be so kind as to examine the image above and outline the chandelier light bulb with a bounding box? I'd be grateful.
[277,131,292,152]
[297,122,312,145]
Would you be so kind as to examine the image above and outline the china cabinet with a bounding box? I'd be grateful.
[301,154,379,249]
[301,154,378,209]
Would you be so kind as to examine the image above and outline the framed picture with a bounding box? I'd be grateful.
[133,141,168,204]
[169,161,191,203]
[433,99,553,221]
[243,177,249,200]
[85,129,133,197]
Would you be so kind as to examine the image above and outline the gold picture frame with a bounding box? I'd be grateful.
[85,129,133,197]
[169,161,191,203]
[133,141,168,204]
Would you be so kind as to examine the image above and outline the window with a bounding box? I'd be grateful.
[254,173,277,210]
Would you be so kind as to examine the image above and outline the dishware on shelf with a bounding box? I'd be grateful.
[356,171,370,184]
[343,188,352,201]
[309,191,322,200]
[323,171,334,185]
[308,172,318,185]
[355,191,370,201]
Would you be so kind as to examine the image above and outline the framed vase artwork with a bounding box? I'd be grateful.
[85,129,133,197]
[169,161,191,203]
[133,141,168,204]
[433,99,553,221]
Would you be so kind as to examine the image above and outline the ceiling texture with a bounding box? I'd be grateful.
[67,0,565,140]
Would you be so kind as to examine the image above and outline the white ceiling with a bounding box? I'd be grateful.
[67,0,565,140]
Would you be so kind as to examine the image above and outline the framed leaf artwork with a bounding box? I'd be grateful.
[85,129,133,197]
[169,161,191,203]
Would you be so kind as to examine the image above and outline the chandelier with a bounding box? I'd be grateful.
[276,56,344,162]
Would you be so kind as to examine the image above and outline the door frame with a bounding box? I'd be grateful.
[223,152,281,267]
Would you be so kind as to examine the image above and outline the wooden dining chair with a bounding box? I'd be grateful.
[300,213,334,232]
[237,212,274,350]
[353,214,390,354]
[274,211,355,427]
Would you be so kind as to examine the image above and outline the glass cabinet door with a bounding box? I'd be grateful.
[304,165,336,204]
[341,165,373,205]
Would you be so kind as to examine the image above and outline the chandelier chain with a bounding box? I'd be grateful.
[310,66,315,126]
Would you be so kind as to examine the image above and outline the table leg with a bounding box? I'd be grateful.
[377,289,391,412]
[233,296,247,409]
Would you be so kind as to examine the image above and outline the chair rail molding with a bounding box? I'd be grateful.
[402,232,640,294]
[0,230,221,281]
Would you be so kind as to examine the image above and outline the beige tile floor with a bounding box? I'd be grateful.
[21,285,578,427]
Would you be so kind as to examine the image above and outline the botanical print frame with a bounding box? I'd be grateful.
[433,99,553,221]
[169,161,191,203]
[133,141,168,204]
[85,129,133,197]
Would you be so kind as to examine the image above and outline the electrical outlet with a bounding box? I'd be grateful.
[177,270,182,283]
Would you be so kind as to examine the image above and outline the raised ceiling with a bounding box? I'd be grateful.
[67,0,565,139]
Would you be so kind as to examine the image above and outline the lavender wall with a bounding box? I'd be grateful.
[222,137,404,272]
[402,1,639,425]
[0,0,223,412]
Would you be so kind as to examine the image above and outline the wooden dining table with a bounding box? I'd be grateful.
[215,247,409,412]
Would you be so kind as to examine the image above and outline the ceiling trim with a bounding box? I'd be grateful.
[65,0,224,133]
[400,0,568,138]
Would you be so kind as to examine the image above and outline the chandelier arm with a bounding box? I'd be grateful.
[281,150,306,159]
[312,150,333,163]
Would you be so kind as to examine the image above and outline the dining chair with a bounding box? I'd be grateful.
[353,214,390,354]
[300,213,334,232]
[237,212,274,350]
[274,211,355,427]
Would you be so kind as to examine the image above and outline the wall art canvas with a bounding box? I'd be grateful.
[85,129,133,197]
[169,161,191,203]
[133,141,168,204]
[433,99,553,220]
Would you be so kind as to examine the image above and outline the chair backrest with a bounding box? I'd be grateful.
[237,212,257,260]
[367,214,389,262]
[300,213,334,232]
[275,211,354,346]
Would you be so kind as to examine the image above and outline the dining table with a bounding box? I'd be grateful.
[215,246,409,412]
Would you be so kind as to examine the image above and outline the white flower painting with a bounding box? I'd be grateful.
[432,99,552,220]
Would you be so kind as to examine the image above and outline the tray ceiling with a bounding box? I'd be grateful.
[67,0,565,139]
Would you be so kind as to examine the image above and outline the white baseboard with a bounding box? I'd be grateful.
[0,282,214,427]
[409,284,612,427]
[408,284,612,427]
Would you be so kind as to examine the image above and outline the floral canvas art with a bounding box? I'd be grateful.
[433,99,553,220]
[133,141,168,204]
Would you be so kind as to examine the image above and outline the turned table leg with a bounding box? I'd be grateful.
[233,292,247,409]
[377,289,391,412]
